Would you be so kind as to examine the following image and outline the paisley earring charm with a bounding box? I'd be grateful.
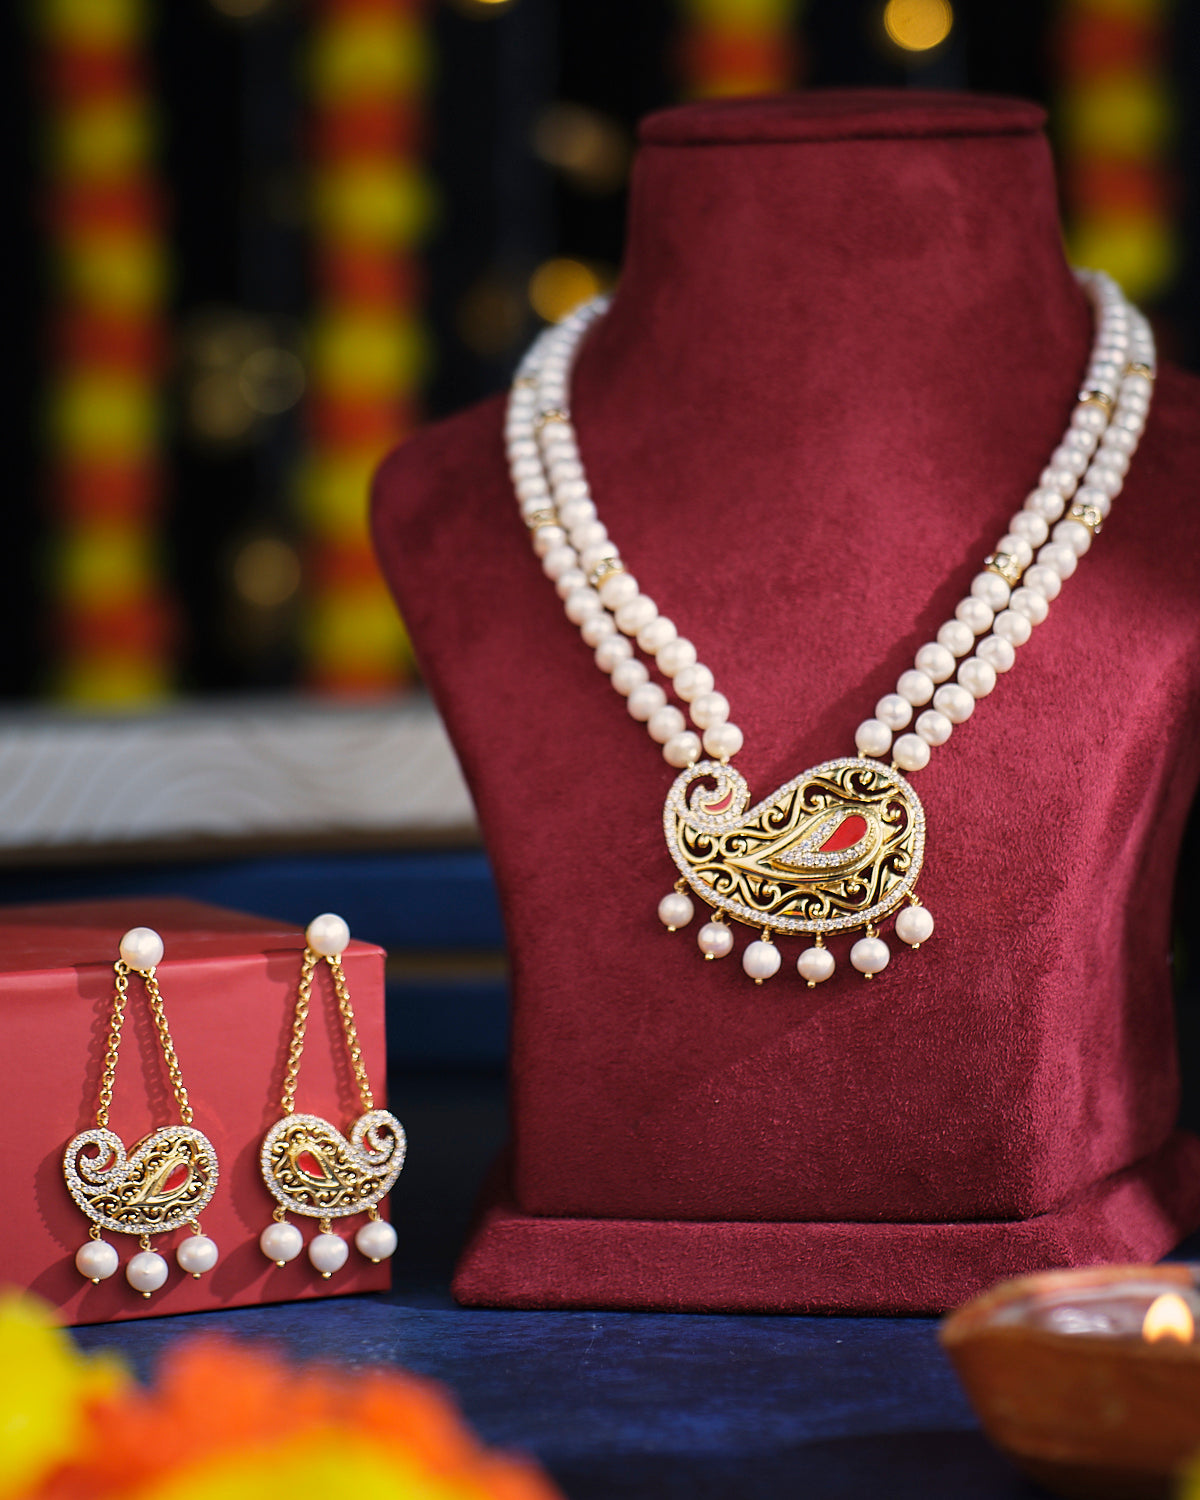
[258,914,405,1277]
[63,927,220,1298]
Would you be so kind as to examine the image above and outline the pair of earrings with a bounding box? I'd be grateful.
[63,915,405,1297]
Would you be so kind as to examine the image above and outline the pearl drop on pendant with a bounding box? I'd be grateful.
[850,936,890,977]
[308,1232,349,1278]
[176,1233,219,1278]
[797,945,835,987]
[355,1218,398,1264]
[306,912,350,957]
[126,1249,169,1297]
[75,1238,119,1283]
[658,891,695,931]
[260,1221,304,1266]
[697,921,734,960]
[742,939,781,983]
[895,905,935,948]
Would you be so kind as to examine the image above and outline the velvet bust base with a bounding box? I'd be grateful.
[371,91,1200,1311]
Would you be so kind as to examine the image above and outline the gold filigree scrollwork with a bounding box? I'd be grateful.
[664,757,925,936]
[260,1109,406,1220]
[63,1125,219,1237]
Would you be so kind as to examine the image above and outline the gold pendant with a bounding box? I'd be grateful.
[664,757,924,936]
[63,1125,219,1238]
[259,1109,406,1221]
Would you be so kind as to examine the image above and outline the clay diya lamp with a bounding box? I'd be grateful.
[940,1264,1200,1500]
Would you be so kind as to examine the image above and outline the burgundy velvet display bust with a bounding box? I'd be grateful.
[372,92,1200,1312]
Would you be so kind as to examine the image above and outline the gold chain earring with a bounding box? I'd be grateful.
[64,927,220,1298]
[258,914,405,1276]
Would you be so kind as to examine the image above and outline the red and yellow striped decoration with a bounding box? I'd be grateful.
[1056,0,1176,305]
[298,0,430,695]
[38,0,173,705]
[675,0,803,99]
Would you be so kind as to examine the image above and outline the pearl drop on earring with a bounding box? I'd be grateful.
[797,943,835,987]
[308,1231,349,1279]
[697,921,733,960]
[260,1220,304,1267]
[126,1249,169,1298]
[75,1238,119,1283]
[658,891,694,931]
[176,1232,219,1279]
[355,1217,398,1264]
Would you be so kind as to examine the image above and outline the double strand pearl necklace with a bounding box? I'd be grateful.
[506,271,1155,987]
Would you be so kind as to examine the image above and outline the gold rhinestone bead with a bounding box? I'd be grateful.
[1078,389,1114,411]
[1068,501,1104,535]
[534,408,570,430]
[1124,361,1155,380]
[984,551,1023,587]
[588,558,626,588]
[524,508,558,530]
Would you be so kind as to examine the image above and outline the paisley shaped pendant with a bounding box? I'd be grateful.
[63,1125,219,1237]
[259,1109,406,1220]
[664,757,925,936]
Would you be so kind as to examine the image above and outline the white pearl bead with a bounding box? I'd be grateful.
[697,921,734,959]
[580,612,616,647]
[937,619,975,658]
[875,694,913,730]
[892,733,931,771]
[1023,564,1062,601]
[970,572,1011,610]
[599,571,638,609]
[1037,541,1078,579]
[611,658,649,696]
[1025,487,1066,522]
[742,939,781,982]
[995,533,1034,568]
[1102,425,1136,454]
[647,705,686,743]
[1009,586,1050,624]
[555,567,586,600]
[689,691,730,729]
[541,544,578,581]
[915,709,953,745]
[1075,484,1111,518]
[895,904,934,947]
[855,719,892,757]
[797,945,835,985]
[126,1249,169,1295]
[308,1232,349,1278]
[992,609,1032,646]
[119,926,163,970]
[1056,522,1092,558]
[615,594,658,634]
[355,1218,398,1263]
[1009,510,1049,546]
[703,721,743,759]
[532,524,566,557]
[75,1239,119,1282]
[564,586,602,624]
[896,669,934,706]
[850,936,889,976]
[663,731,702,768]
[1072,402,1107,434]
[957,657,997,699]
[976,634,1016,673]
[176,1234,219,1277]
[569,519,607,551]
[932,683,975,723]
[656,637,697,677]
[260,1220,304,1265]
[637,616,677,654]
[595,635,632,672]
[627,682,667,722]
[558,495,596,529]
[673,664,715,702]
[306,913,350,957]
[955,597,993,635]
[658,891,695,930]
[914,642,955,683]
[581,546,621,579]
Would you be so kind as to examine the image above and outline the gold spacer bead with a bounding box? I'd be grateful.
[588,557,626,588]
[513,374,537,388]
[1124,361,1155,380]
[523,508,558,531]
[1068,500,1104,535]
[534,408,570,430]
[984,551,1023,587]
[1079,389,1114,411]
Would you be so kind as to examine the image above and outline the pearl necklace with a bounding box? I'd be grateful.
[505,271,1155,986]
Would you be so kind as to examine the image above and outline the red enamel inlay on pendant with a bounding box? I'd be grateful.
[820,814,868,852]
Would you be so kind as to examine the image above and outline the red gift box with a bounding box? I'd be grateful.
[3,896,394,1324]
[371,91,1200,1313]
